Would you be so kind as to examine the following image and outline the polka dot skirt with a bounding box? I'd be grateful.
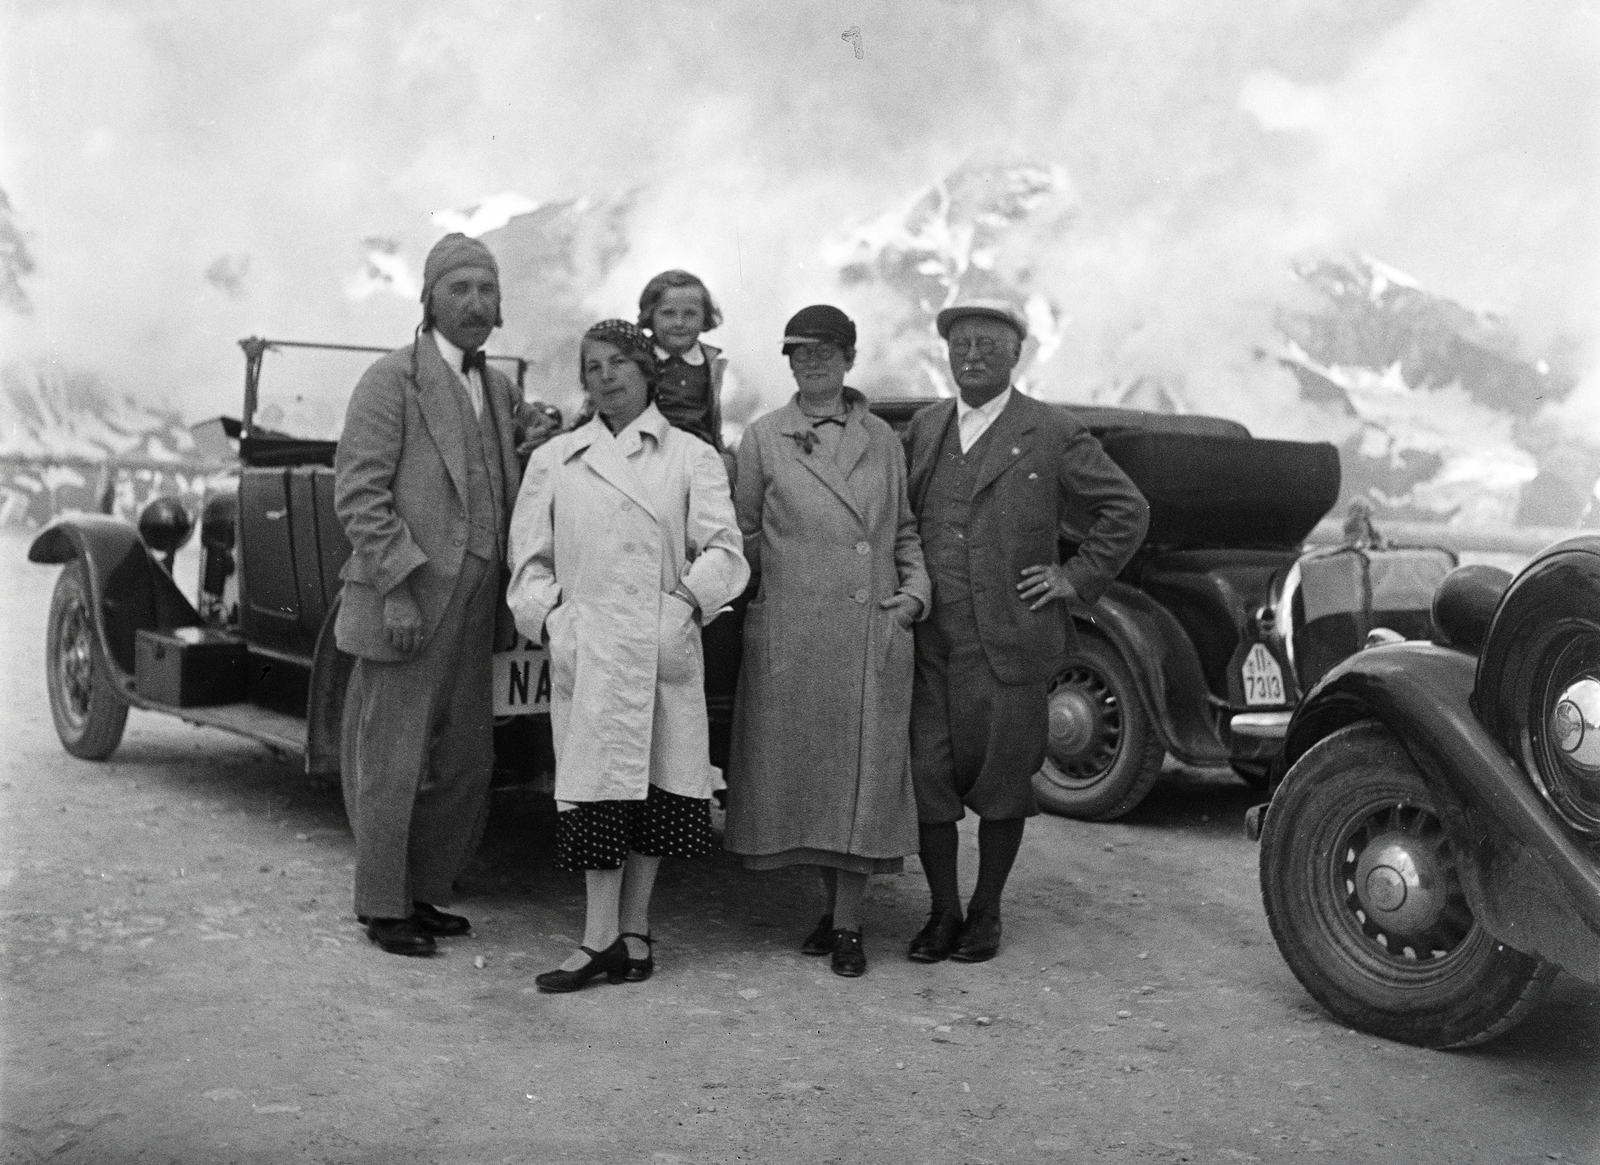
[554,785,716,871]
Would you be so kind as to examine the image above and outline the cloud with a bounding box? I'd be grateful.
[0,0,1591,436]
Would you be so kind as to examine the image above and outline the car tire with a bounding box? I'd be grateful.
[1032,634,1165,821]
[46,560,129,760]
[1259,721,1555,1048]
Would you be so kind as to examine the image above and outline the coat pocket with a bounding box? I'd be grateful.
[747,598,793,677]
[545,602,578,695]
[657,592,702,684]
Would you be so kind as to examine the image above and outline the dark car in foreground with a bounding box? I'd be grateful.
[1256,538,1600,1047]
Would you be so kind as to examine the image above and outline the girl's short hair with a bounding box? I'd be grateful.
[638,269,722,332]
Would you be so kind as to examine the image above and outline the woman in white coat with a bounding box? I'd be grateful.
[508,320,748,992]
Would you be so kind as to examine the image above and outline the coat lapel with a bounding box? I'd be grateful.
[572,414,660,521]
[833,390,872,483]
[412,336,470,506]
[971,390,1037,497]
[906,398,957,512]
[777,399,867,526]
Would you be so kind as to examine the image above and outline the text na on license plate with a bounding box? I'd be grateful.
[1241,643,1286,707]
[493,638,550,716]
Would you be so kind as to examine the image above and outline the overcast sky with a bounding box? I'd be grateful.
[2,0,1595,431]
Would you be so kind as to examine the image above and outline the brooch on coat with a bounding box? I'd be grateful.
[783,430,819,455]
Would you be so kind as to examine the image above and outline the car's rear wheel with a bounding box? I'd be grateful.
[1032,634,1164,820]
[1260,721,1554,1048]
[46,560,129,760]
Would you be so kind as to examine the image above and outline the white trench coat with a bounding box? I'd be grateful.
[507,405,749,803]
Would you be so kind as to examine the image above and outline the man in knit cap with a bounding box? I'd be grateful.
[333,233,522,956]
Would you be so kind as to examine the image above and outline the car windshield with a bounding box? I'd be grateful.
[249,343,388,444]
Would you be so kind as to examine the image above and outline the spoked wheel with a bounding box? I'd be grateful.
[46,560,128,760]
[1032,635,1164,820]
[1260,722,1554,1048]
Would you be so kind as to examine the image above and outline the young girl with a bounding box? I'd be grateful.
[638,269,728,451]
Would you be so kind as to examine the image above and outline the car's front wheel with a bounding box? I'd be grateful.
[1260,721,1555,1048]
[1032,634,1164,820]
[46,560,128,760]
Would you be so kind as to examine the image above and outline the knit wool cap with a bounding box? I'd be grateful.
[781,304,857,355]
[580,319,659,384]
[420,233,500,306]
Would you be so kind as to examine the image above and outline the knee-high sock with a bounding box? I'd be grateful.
[918,821,961,916]
[970,817,1026,914]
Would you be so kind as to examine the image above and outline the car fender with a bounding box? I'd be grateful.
[28,514,201,696]
[1075,581,1228,768]
[306,595,355,778]
[1285,643,1600,982]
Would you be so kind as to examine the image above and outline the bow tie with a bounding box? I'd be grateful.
[460,349,486,375]
[810,414,847,428]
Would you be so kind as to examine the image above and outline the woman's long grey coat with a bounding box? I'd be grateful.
[725,391,932,863]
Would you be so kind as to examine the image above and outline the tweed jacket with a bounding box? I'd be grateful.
[905,391,1149,685]
[333,334,521,662]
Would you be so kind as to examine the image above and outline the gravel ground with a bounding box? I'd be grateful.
[2,530,1595,1164]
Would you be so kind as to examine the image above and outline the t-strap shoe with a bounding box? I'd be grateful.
[619,932,655,982]
[534,938,629,993]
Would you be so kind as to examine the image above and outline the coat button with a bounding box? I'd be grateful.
[855,541,870,555]
[625,584,638,595]
[854,589,868,604]
[623,542,635,552]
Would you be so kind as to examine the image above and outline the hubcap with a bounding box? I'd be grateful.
[54,598,94,728]
[1045,663,1122,781]
[1551,676,1600,769]
[1354,838,1442,937]
[1337,800,1471,962]
[1048,687,1098,755]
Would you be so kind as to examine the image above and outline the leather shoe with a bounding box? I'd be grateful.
[411,902,471,936]
[949,908,1001,962]
[800,913,835,956]
[619,932,654,982]
[830,928,866,977]
[365,916,436,957]
[906,909,964,963]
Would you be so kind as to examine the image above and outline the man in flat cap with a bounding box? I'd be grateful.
[333,233,522,956]
[904,298,1148,964]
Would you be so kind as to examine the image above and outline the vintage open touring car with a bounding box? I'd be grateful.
[30,339,557,795]
[32,336,1446,827]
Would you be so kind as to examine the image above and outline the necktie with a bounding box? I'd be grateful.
[461,349,486,376]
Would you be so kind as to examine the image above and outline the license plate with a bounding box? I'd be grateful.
[1241,643,1286,707]
[493,638,550,716]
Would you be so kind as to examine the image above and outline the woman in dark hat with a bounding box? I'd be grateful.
[724,305,931,977]
[507,319,749,992]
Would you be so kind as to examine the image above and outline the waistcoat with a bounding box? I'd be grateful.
[455,380,506,562]
[920,415,996,605]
